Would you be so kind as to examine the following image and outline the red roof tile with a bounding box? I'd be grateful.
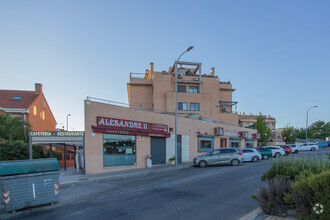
[0,90,40,109]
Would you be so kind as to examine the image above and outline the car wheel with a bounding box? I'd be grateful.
[275,152,281,158]
[311,147,315,151]
[252,156,259,162]
[263,155,269,160]
[294,150,299,154]
[231,159,239,166]
[199,160,207,168]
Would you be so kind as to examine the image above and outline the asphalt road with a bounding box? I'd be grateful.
[4,148,330,220]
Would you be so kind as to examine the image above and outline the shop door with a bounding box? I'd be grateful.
[177,135,182,163]
[151,137,166,165]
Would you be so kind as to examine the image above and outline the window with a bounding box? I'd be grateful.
[190,103,200,111]
[210,149,220,155]
[189,86,198,93]
[246,142,254,148]
[230,140,240,148]
[33,105,37,116]
[198,137,214,152]
[220,149,236,154]
[243,149,254,153]
[12,96,22,101]
[178,102,188,111]
[103,134,136,167]
[42,111,45,120]
[177,85,186,93]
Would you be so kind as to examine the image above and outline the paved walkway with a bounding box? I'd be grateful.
[59,162,192,187]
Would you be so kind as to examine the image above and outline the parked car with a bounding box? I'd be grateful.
[242,149,262,162]
[317,141,328,148]
[280,145,292,155]
[299,143,319,151]
[193,148,244,168]
[287,144,300,153]
[264,146,286,158]
[255,147,272,160]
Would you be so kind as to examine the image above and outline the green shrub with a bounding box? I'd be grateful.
[287,171,330,220]
[254,177,292,216]
[261,156,330,181]
[0,141,56,161]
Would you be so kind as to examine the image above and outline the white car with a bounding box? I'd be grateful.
[299,143,319,151]
[264,146,286,158]
[287,144,300,153]
[242,148,262,162]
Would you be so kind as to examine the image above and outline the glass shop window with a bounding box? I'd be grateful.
[103,134,136,167]
[198,137,214,152]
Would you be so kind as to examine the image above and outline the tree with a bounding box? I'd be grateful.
[0,114,30,142]
[309,120,330,140]
[281,127,296,143]
[255,116,272,142]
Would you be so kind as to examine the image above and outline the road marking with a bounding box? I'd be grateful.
[239,207,261,220]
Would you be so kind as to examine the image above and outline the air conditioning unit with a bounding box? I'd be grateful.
[177,74,183,78]
[193,76,199,81]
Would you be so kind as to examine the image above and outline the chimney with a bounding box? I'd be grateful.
[211,67,215,76]
[35,83,42,93]
[258,112,261,116]
[150,62,154,74]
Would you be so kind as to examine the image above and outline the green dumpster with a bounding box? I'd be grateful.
[0,158,60,212]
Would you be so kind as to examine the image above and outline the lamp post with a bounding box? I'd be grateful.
[66,114,71,131]
[175,46,194,166]
[306,105,317,143]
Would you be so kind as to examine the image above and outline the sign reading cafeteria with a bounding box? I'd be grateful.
[93,116,170,137]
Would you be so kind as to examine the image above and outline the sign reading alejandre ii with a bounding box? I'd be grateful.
[93,116,170,137]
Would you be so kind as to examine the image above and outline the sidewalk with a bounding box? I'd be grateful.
[60,162,193,187]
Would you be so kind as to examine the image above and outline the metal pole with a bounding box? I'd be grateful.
[306,106,317,143]
[67,114,71,131]
[64,144,67,171]
[74,145,76,169]
[174,62,178,166]
[50,144,53,158]
[29,136,33,160]
[174,47,194,166]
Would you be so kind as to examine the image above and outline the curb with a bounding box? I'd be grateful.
[239,207,262,220]
[60,164,192,188]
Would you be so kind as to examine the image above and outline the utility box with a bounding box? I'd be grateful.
[0,158,60,212]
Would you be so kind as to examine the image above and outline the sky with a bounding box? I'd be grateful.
[0,0,329,131]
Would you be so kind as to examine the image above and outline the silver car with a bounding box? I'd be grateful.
[193,148,244,168]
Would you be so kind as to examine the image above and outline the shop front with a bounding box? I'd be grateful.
[92,116,170,168]
[84,100,259,174]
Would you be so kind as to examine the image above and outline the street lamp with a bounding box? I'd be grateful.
[306,105,317,143]
[175,46,194,166]
[66,114,71,131]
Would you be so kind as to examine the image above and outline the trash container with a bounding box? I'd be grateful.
[0,158,60,212]
[146,155,152,168]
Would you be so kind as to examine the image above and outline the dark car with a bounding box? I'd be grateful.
[255,147,272,160]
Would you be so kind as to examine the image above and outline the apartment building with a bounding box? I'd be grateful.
[239,112,277,140]
[127,62,239,125]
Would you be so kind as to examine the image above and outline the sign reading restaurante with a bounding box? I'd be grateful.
[28,131,85,137]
